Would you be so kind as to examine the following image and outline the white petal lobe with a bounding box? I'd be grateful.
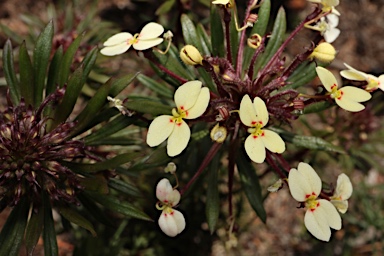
[167,120,191,157]
[139,22,164,40]
[239,95,257,127]
[316,67,338,92]
[244,134,265,163]
[174,81,203,111]
[147,115,174,147]
[185,87,210,119]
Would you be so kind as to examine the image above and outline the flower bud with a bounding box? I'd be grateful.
[180,45,203,66]
[164,162,177,174]
[210,123,227,143]
[308,42,336,63]
[247,33,262,49]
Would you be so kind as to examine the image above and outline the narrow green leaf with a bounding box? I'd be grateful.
[181,14,202,52]
[46,46,64,97]
[25,210,44,256]
[229,10,239,65]
[0,198,29,256]
[57,33,84,87]
[155,0,175,15]
[79,46,98,85]
[303,101,333,114]
[51,66,84,127]
[206,155,220,234]
[129,146,170,172]
[153,49,194,81]
[43,193,58,256]
[73,77,112,135]
[243,0,271,71]
[108,178,143,198]
[109,73,139,97]
[286,62,317,90]
[85,192,152,221]
[210,5,225,57]
[78,194,114,226]
[34,21,54,105]
[61,152,141,173]
[125,99,173,116]
[271,127,346,154]
[253,7,286,76]
[84,115,136,145]
[59,207,97,236]
[19,41,35,106]
[3,39,20,104]
[197,67,217,93]
[196,23,212,55]
[0,24,24,44]
[136,74,173,98]
[237,150,267,223]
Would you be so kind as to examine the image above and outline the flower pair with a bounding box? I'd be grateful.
[288,162,352,241]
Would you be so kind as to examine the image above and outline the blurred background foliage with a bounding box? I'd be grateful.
[0,0,383,255]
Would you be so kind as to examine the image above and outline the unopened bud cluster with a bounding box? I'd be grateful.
[0,91,84,207]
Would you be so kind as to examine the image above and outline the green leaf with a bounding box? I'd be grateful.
[237,150,267,223]
[303,101,333,114]
[43,193,58,256]
[125,98,173,116]
[210,5,225,57]
[57,33,84,87]
[271,127,346,154]
[153,48,194,81]
[2,39,20,104]
[229,10,239,65]
[51,66,84,127]
[0,198,29,256]
[84,115,136,145]
[78,194,114,226]
[46,46,64,96]
[59,207,97,236]
[108,178,143,198]
[155,0,175,15]
[206,155,220,234]
[85,192,152,221]
[136,74,174,98]
[243,0,271,71]
[19,41,35,106]
[25,210,44,256]
[129,146,170,172]
[196,23,212,55]
[253,7,286,77]
[33,21,54,105]
[61,152,141,173]
[109,73,139,97]
[286,62,317,90]
[0,24,24,44]
[181,14,202,52]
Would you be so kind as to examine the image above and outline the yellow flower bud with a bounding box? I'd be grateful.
[247,33,262,49]
[180,45,203,66]
[210,124,227,143]
[309,42,336,63]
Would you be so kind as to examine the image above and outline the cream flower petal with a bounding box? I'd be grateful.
[334,173,353,200]
[316,67,338,92]
[288,166,317,202]
[261,129,285,153]
[335,97,365,112]
[174,81,203,111]
[103,32,133,46]
[156,178,174,202]
[340,70,366,81]
[167,120,191,157]
[158,208,185,237]
[253,97,269,126]
[340,86,372,102]
[327,13,339,27]
[297,162,322,196]
[331,200,348,214]
[324,27,340,43]
[379,75,384,91]
[318,199,342,230]
[212,0,230,5]
[304,204,332,241]
[239,95,257,127]
[139,22,164,40]
[100,43,132,56]
[133,38,164,51]
[185,87,210,119]
[244,134,265,163]
[147,115,175,147]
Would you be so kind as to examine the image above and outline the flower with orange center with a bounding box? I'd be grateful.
[239,95,285,163]
[316,67,371,112]
[288,162,342,241]
[100,22,164,56]
[146,81,210,157]
[340,63,384,92]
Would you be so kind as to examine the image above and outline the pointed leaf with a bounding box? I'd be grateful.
[59,207,97,236]
[155,0,176,15]
[25,210,44,256]
[181,14,202,52]
[34,21,54,105]
[136,74,174,98]
[196,23,212,55]
[19,41,35,106]
[206,155,220,234]
[46,46,64,96]
[42,193,58,256]
[108,178,143,198]
[125,98,173,116]
[109,73,139,97]
[237,150,267,223]
[210,5,225,57]
[3,39,20,104]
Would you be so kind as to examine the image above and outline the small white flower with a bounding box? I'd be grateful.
[239,95,285,163]
[330,173,353,214]
[340,63,384,92]
[316,67,372,112]
[100,22,164,56]
[288,162,341,241]
[307,0,340,15]
[311,14,340,43]
[146,81,210,157]
[156,178,185,237]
